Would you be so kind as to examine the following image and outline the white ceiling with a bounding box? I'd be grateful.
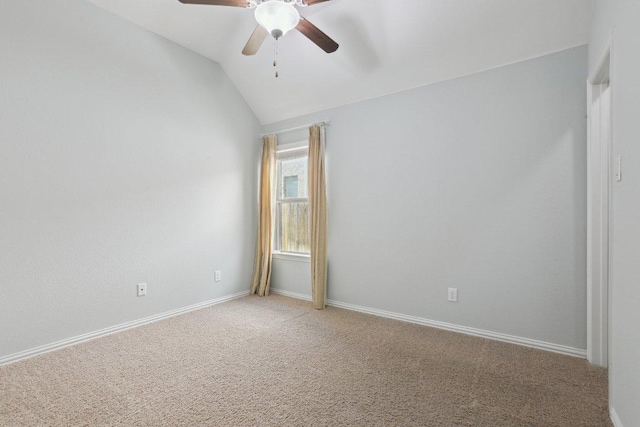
[85,0,592,124]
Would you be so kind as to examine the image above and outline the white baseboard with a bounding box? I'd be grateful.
[0,290,249,367]
[610,407,623,427]
[272,289,313,302]
[270,289,587,359]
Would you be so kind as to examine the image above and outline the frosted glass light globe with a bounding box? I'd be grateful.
[255,1,300,39]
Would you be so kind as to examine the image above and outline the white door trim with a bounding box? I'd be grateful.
[586,33,613,368]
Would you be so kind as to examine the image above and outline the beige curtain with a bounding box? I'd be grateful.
[250,135,277,296]
[308,125,328,309]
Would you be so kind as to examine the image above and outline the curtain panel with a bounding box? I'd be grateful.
[250,135,277,296]
[308,125,328,309]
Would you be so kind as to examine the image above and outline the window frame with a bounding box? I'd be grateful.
[273,141,310,260]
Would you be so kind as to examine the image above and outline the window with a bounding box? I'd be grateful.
[275,145,309,255]
[284,176,299,198]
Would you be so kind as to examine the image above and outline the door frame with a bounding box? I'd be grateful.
[586,33,613,368]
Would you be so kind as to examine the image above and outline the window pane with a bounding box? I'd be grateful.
[278,202,310,254]
[284,176,298,198]
[278,152,308,199]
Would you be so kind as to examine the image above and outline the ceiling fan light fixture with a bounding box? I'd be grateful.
[254,0,300,39]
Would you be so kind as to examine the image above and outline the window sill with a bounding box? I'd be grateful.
[272,252,310,263]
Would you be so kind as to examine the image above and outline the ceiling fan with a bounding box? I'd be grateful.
[178,0,339,57]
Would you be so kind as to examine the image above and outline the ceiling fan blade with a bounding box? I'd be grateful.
[296,17,339,53]
[178,0,250,7]
[242,25,269,56]
[302,0,332,5]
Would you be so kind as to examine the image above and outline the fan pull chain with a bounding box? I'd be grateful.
[273,37,279,78]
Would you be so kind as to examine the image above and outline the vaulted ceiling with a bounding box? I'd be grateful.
[85,0,592,124]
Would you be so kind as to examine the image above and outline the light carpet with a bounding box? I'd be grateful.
[0,294,611,426]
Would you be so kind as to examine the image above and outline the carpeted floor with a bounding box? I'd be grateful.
[0,295,611,426]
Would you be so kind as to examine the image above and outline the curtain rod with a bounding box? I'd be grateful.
[260,121,330,138]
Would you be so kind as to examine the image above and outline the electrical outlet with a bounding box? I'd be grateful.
[137,283,147,297]
[447,287,458,302]
[214,271,222,282]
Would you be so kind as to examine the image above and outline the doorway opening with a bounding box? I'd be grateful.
[586,37,612,368]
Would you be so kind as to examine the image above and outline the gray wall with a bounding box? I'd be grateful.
[589,2,640,425]
[0,0,260,359]
[267,46,588,351]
